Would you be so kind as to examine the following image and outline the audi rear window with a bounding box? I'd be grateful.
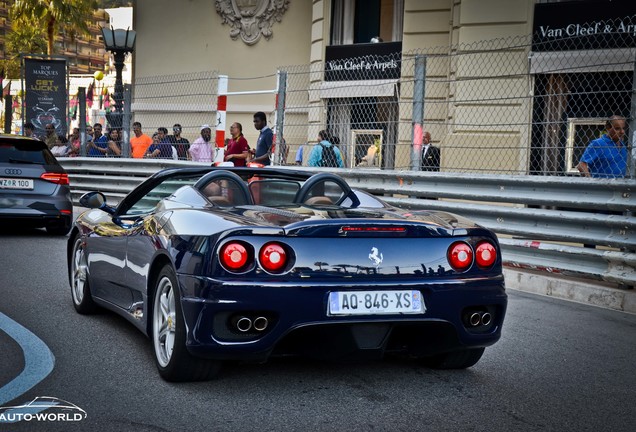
[0,142,59,165]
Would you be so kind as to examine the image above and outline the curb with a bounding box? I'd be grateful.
[504,268,636,315]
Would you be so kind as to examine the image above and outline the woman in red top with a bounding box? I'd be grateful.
[224,122,250,167]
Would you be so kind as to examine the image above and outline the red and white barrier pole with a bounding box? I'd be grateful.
[214,75,228,165]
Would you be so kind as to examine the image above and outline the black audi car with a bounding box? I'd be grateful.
[0,134,72,235]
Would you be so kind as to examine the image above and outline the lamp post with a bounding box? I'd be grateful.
[101,27,136,130]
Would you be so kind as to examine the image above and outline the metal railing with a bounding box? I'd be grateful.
[59,158,636,287]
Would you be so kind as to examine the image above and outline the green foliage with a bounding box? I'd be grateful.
[1,12,47,78]
[98,0,132,7]
[11,0,99,55]
[6,16,47,55]
[0,59,20,79]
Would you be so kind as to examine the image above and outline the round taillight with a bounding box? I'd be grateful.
[220,242,249,271]
[259,242,287,273]
[475,241,497,268]
[448,242,474,272]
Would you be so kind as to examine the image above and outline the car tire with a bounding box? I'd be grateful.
[70,234,98,314]
[420,347,485,369]
[47,218,71,236]
[151,265,222,382]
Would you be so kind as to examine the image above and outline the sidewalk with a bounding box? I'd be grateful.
[504,268,636,315]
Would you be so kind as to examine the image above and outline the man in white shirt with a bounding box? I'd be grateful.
[189,124,214,162]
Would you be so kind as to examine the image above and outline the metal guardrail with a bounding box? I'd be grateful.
[59,158,636,287]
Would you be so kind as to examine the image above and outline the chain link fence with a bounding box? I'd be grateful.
[277,15,636,176]
[129,70,219,159]
[70,15,635,177]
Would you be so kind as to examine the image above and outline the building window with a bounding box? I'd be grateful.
[331,0,403,45]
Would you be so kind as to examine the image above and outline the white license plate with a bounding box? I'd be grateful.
[0,178,34,190]
[328,290,425,316]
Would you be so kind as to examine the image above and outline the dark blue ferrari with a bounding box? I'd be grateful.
[68,167,507,381]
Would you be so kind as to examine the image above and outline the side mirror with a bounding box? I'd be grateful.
[79,191,106,209]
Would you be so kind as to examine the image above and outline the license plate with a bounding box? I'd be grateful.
[328,290,425,316]
[0,178,34,190]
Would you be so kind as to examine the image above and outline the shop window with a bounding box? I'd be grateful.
[351,129,383,168]
[530,71,632,175]
[565,118,605,174]
[327,97,398,169]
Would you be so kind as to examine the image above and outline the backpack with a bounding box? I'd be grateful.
[319,143,339,167]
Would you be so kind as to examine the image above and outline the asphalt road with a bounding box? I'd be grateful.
[1,227,635,432]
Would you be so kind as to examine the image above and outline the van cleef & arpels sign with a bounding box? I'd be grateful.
[533,0,636,51]
[325,42,402,81]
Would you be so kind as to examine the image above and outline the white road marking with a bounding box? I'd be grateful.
[0,312,55,406]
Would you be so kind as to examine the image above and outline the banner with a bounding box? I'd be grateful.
[325,41,402,81]
[24,58,67,138]
[533,0,636,51]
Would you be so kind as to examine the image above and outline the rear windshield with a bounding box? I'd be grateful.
[0,142,59,165]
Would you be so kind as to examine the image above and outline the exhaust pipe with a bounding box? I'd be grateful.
[469,312,481,327]
[481,312,492,326]
[253,316,269,331]
[235,317,252,332]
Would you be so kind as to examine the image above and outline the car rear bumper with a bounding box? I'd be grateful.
[0,193,72,228]
[178,275,507,361]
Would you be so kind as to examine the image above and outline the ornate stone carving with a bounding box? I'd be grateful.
[215,0,290,46]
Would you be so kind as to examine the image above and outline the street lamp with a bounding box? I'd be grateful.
[101,26,136,129]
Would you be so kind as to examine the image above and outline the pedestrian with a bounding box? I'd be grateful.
[44,123,57,149]
[189,124,214,162]
[51,134,70,157]
[87,123,110,157]
[250,111,273,165]
[276,136,289,165]
[144,132,175,159]
[295,144,304,165]
[85,125,94,144]
[156,127,168,144]
[577,115,628,178]
[169,123,190,160]
[23,122,39,140]
[224,122,250,167]
[420,131,441,172]
[130,122,153,159]
[307,130,344,168]
[107,128,122,156]
[67,127,81,157]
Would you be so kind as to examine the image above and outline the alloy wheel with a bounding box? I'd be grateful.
[72,238,88,305]
[153,276,176,367]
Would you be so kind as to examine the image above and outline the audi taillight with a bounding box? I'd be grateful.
[220,242,251,272]
[40,172,69,185]
[259,242,288,273]
[475,241,497,269]
[448,242,473,272]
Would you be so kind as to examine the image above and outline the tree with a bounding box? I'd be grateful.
[98,0,132,6]
[11,0,98,56]
[0,14,47,77]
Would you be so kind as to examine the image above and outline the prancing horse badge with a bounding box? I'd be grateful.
[368,247,383,267]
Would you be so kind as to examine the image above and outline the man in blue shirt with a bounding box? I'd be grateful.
[87,123,109,157]
[145,128,176,159]
[577,116,628,178]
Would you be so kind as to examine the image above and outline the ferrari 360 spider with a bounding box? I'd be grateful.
[68,167,507,381]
